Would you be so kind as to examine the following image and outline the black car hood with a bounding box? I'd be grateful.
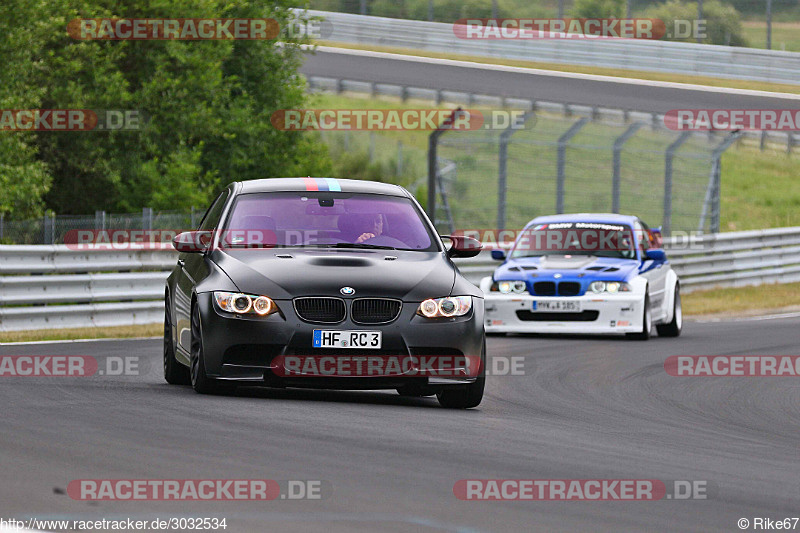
[211,248,455,301]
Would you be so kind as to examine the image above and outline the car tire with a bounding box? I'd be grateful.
[626,293,651,341]
[190,303,236,395]
[436,341,486,409]
[656,284,682,337]
[164,293,190,385]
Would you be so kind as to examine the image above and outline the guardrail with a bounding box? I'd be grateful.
[2,227,799,331]
[0,245,173,332]
[306,9,800,85]
[665,227,800,288]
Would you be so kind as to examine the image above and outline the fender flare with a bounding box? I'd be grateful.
[628,276,648,296]
[627,277,650,327]
[662,269,680,323]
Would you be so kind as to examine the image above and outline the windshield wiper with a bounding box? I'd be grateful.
[330,243,396,250]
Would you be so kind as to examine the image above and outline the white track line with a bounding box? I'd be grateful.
[314,45,800,100]
[693,311,800,323]
[0,336,160,346]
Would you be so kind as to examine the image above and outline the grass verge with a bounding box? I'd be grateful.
[313,40,800,95]
[742,21,800,52]
[682,282,800,316]
[0,323,161,344]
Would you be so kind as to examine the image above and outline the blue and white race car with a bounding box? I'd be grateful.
[480,214,681,339]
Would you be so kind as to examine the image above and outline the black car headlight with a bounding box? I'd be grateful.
[213,291,279,316]
[417,296,472,318]
[490,280,527,294]
[588,281,631,294]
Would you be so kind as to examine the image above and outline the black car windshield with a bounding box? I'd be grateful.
[509,222,637,260]
[221,192,438,252]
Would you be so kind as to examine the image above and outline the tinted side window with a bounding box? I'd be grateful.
[198,191,230,231]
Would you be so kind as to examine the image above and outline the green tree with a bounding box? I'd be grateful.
[0,0,52,219]
[9,0,331,215]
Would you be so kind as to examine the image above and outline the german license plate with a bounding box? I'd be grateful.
[313,330,382,349]
[532,300,581,312]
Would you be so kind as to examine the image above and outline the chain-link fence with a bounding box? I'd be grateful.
[430,111,738,236]
[1,111,738,244]
[0,208,205,245]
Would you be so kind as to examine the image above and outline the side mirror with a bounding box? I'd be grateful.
[442,235,482,258]
[644,249,667,262]
[491,249,506,261]
[173,231,212,253]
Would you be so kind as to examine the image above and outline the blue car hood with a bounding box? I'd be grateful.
[493,255,639,294]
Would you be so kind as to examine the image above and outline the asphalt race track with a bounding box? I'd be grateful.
[300,47,800,114]
[2,316,799,532]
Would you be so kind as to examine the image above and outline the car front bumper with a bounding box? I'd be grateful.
[195,292,485,388]
[484,292,645,334]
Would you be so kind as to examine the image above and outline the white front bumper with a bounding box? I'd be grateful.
[484,293,645,334]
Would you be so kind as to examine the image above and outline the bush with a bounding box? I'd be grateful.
[332,151,392,182]
[310,0,562,22]
[571,0,624,18]
[642,0,748,46]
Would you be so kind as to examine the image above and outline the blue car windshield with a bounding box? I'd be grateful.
[221,192,438,252]
[509,223,637,260]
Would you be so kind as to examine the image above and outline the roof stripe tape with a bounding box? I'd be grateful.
[324,178,341,192]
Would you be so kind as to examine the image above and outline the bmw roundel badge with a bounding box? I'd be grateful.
[340,286,355,296]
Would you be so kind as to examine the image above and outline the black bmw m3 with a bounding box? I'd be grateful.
[164,178,486,408]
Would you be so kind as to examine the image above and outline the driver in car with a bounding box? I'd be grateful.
[354,214,384,244]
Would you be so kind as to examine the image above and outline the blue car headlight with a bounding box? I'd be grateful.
[491,280,527,294]
[588,281,632,294]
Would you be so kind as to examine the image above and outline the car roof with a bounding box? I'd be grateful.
[524,213,639,227]
[236,178,408,197]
